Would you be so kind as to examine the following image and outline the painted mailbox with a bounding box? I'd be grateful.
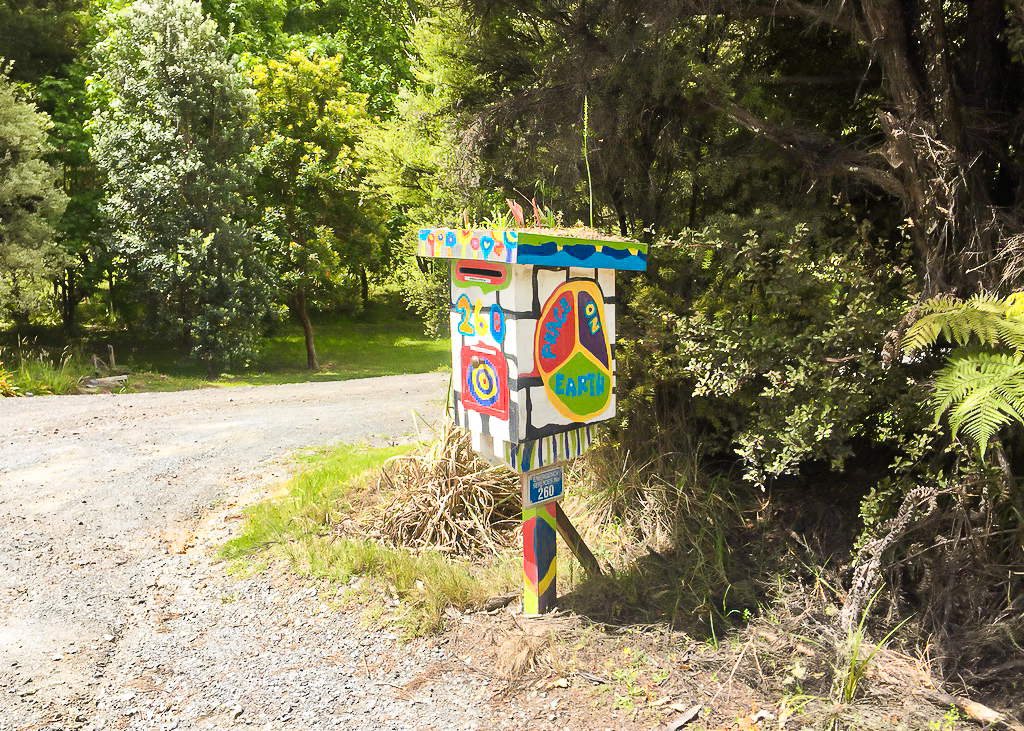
[419,226,647,613]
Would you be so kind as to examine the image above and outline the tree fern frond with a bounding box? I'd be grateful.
[903,317,943,354]
[1005,292,1024,317]
[903,293,1024,355]
[948,387,1024,454]
[995,316,1024,353]
[933,351,1024,455]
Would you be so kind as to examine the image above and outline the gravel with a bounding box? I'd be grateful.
[0,374,530,730]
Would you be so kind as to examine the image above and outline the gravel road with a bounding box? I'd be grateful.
[0,374,539,731]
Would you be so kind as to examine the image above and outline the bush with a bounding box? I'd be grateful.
[616,215,919,488]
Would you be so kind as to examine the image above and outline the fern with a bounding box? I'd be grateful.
[903,293,1024,355]
[933,351,1024,453]
[903,293,1024,456]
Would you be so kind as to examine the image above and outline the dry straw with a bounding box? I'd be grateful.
[372,422,520,556]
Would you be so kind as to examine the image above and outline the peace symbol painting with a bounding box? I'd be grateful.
[419,227,647,473]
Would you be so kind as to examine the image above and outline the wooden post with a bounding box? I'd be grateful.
[522,467,563,614]
[522,501,558,614]
[554,503,603,577]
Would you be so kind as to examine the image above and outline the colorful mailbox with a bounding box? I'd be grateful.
[419,226,647,613]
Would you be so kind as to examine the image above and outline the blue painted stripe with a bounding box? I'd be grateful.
[517,242,648,271]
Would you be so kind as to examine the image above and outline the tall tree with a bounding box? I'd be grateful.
[453,0,1024,294]
[0,0,84,84]
[250,49,386,370]
[0,63,68,325]
[90,0,271,371]
[41,60,107,331]
[1,0,102,330]
[279,0,421,116]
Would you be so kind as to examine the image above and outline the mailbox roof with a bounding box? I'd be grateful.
[417,228,648,271]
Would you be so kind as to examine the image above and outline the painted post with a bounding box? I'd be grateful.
[418,227,647,614]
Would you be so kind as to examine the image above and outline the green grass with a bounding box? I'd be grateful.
[224,316,449,386]
[223,443,415,556]
[0,345,94,395]
[1,299,449,394]
[221,442,518,635]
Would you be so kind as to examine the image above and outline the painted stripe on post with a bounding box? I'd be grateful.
[522,502,558,614]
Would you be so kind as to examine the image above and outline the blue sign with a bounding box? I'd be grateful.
[525,466,563,507]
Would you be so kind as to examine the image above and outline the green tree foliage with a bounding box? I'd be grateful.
[90,0,271,371]
[0,64,68,325]
[443,1,1024,294]
[198,0,419,116]
[0,0,106,331]
[364,5,486,220]
[201,0,288,56]
[421,1,861,239]
[250,49,386,369]
[621,213,916,487]
[363,5,507,334]
[279,0,419,116]
[0,0,85,84]
[40,60,107,331]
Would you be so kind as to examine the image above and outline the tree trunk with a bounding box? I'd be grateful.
[293,290,319,371]
[358,267,369,309]
[107,268,116,320]
[58,269,77,332]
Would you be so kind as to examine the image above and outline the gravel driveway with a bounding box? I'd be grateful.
[0,374,536,731]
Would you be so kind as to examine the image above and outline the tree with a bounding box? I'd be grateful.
[90,0,271,371]
[41,60,107,331]
[692,0,1024,296]
[0,0,84,84]
[197,0,421,117]
[1,0,106,331]
[250,49,386,370]
[0,63,68,325]
[363,6,530,334]
[445,0,1024,295]
[277,0,421,116]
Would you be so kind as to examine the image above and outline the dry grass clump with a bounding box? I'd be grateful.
[371,422,520,556]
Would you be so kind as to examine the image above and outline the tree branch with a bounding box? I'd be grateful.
[709,92,905,198]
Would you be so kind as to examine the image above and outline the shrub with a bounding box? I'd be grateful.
[616,215,918,488]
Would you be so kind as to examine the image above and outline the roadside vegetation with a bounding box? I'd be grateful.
[219,424,994,731]
[0,297,447,394]
[221,429,522,636]
[4,0,1024,729]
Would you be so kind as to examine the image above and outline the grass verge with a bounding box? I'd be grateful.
[221,442,519,635]
[218,432,995,731]
[0,345,94,395]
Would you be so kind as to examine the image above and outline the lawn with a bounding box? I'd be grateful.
[1,300,450,394]
[218,316,450,387]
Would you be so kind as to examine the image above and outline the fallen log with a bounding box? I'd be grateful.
[920,688,1024,731]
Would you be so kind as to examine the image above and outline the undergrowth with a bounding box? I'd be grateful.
[563,401,750,639]
[0,344,93,395]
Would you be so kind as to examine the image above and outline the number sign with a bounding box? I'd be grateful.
[524,466,564,507]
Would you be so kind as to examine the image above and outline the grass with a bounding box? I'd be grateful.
[221,441,519,635]
[222,443,415,556]
[0,344,94,395]
[216,431,994,731]
[1,299,449,395]
[560,423,747,639]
